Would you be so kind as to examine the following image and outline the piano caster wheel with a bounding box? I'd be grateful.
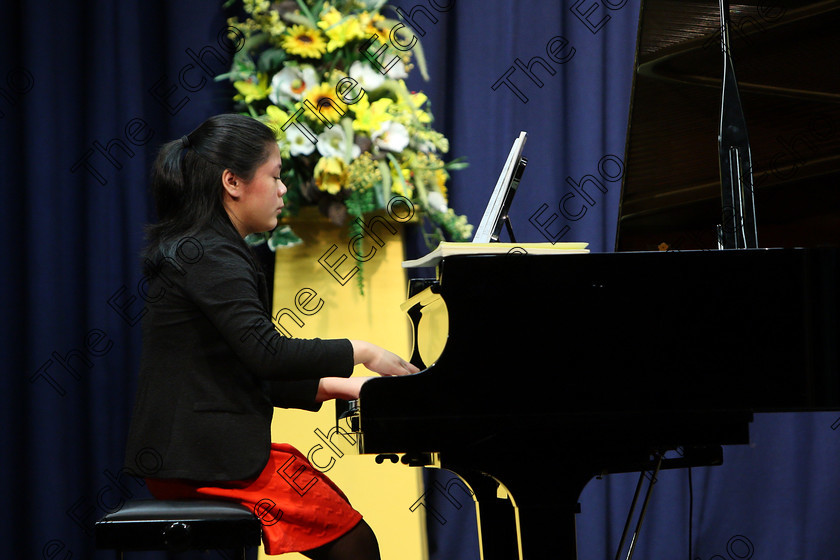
[375,454,400,464]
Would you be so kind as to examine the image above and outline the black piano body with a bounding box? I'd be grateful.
[345,0,840,558]
[351,248,840,559]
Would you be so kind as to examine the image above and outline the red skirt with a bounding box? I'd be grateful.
[146,443,363,555]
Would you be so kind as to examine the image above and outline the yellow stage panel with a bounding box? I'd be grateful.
[265,209,427,560]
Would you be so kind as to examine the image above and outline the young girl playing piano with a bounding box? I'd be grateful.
[123,113,418,560]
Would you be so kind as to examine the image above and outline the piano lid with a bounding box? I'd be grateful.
[616,0,840,251]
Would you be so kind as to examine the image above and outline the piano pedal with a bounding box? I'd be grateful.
[375,454,399,464]
[372,453,439,466]
[401,452,438,467]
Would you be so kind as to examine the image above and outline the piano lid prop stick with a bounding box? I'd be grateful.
[717,0,759,249]
[615,452,664,560]
[614,470,647,560]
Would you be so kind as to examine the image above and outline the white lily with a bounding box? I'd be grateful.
[427,191,449,213]
[387,57,408,79]
[286,123,317,156]
[270,65,319,104]
[348,60,386,92]
[316,126,360,162]
[372,121,409,152]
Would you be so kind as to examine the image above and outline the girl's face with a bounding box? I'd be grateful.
[229,142,287,236]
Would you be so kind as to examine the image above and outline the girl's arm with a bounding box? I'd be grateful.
[315,376,374,402]
[315,341,420,401]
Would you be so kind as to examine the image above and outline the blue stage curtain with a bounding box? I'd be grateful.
[0,1,245,558]
[3,1,839,559]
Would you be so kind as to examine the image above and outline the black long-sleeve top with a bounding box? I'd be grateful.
[123,218,354,481]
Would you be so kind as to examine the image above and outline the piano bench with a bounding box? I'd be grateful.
[94,499,262,560]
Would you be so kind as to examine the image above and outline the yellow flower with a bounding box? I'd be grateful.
[264,105,290,136]
[243,0,270,14]
[390,161,414,198]
[282,25,327,59]
[351,95,392,134]
[233,73,271,103]
[317,8,365,51]
[388,87,431,126]
[392,99,431,127]
[263,10,286,37]
[314,156,347,195]
[358,11,387,37]
[434,167,449,197]
[409,91,428,108]
[318,6,343,28]
[408,91,432,124]
[346,152,382,192]
[303,83,348,124]
[409,151,448,198]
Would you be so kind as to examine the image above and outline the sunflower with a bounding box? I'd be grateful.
[303,83,348,124]
[281,25,327,59]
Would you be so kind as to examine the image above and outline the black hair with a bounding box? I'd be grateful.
[143,113,277,266]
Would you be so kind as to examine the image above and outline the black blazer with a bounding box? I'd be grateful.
[123,219,354,481]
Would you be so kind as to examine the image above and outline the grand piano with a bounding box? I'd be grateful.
[342,1,840,558]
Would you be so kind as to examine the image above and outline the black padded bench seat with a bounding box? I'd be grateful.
[95,499,261,559]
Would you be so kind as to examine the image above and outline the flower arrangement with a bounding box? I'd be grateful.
[218,0,472,253]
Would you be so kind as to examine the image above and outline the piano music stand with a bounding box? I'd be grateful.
[473,131,528,244]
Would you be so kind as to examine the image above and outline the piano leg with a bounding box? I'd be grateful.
[447,469,519,560]
[434,416,750,559]
[443,463,589,560]
[512,473,590,560]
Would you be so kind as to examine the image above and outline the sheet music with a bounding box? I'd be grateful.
[473,131,527,243]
